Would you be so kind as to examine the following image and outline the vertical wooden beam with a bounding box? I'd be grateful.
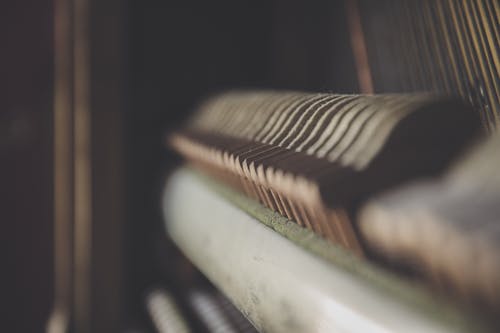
[50,0,125,331]
[346,0,374,93]
[73,0,92,330]
[74,0,126,331]
[49,0,74,331]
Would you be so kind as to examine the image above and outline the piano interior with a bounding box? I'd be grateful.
[5,0,499,332]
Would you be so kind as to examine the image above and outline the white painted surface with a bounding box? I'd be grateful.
[163,169,456,333]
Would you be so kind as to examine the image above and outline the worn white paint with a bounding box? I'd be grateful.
[163,169,457,333]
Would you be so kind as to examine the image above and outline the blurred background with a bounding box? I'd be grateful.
[3,0,358,331]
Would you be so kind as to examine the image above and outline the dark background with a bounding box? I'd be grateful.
[3,1,54,332]
[3,0,357,330]
[127,0,358,326]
